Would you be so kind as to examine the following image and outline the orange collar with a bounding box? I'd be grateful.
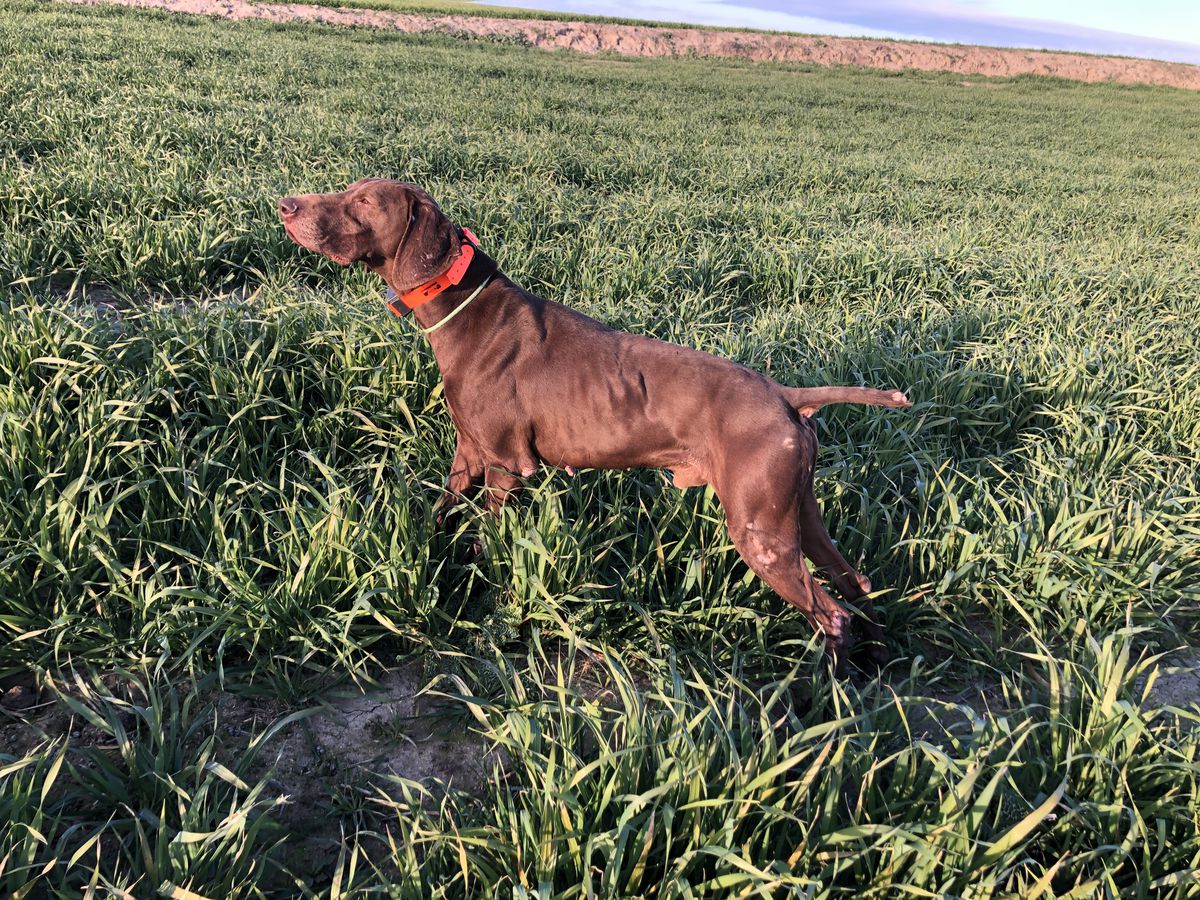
[387,227,480,317]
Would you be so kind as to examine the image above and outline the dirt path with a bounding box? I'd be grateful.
[63,0,1200,91]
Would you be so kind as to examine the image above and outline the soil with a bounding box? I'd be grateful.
[0,663,498,880]
[1146,648,1200,710]
[211,663,498,877]
[61,0,1200,91]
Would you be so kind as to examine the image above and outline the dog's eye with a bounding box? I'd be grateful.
[357,196,371,206]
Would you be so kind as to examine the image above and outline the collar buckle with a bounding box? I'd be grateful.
[389,226,480,316]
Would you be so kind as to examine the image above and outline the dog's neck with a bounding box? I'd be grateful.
[386,249,510,355]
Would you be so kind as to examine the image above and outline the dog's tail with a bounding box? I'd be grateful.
[784,386,911,417]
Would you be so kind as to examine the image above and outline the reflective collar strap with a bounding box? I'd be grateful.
[386,226,480,317]
[421,273,493,336]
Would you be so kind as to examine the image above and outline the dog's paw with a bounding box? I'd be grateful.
[852,639,890,669]
[823,616,853,675]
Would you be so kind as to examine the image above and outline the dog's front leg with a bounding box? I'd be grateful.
[435,438,484,526]
[483,465,524,514]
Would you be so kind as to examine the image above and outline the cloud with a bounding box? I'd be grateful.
[476,0,1200,64]
[479,0,935,40]
[737,0,1200,63]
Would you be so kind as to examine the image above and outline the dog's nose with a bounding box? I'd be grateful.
[277,196,300,218]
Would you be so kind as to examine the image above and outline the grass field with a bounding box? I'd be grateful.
[2,1,1200,896]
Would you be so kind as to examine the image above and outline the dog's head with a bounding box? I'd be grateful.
[277,179,462,294]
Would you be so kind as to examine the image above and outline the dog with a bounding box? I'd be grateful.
[278,178,910,670]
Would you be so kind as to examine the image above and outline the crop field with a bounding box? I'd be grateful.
[2,1,1200,896]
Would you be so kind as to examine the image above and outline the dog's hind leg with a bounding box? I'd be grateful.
[716,446,852,671]
[792,422,888,664]
[727,513,853,671]
[798,493,888,664]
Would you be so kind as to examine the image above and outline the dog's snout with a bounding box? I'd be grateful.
[277,196,300,218]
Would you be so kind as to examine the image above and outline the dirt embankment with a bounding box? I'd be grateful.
[63,0,1200,91]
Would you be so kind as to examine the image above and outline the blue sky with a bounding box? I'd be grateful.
[477,0,1200,64]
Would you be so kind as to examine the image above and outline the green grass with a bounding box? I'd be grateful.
[1,1,1199,895]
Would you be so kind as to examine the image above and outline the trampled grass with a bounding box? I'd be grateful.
[1,1,1199,895]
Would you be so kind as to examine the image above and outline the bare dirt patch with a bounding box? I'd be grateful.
[208,663,497,876]
[0,666,494,792]
[1146,649,1200,710]
[0,663,497,880]
[62,0,1200,91]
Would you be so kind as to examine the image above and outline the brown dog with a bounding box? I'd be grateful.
[278,178,910,669]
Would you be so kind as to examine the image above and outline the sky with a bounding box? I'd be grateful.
[477,0,1200,64]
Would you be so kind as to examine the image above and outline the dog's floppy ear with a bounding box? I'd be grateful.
[389,189,462,296]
